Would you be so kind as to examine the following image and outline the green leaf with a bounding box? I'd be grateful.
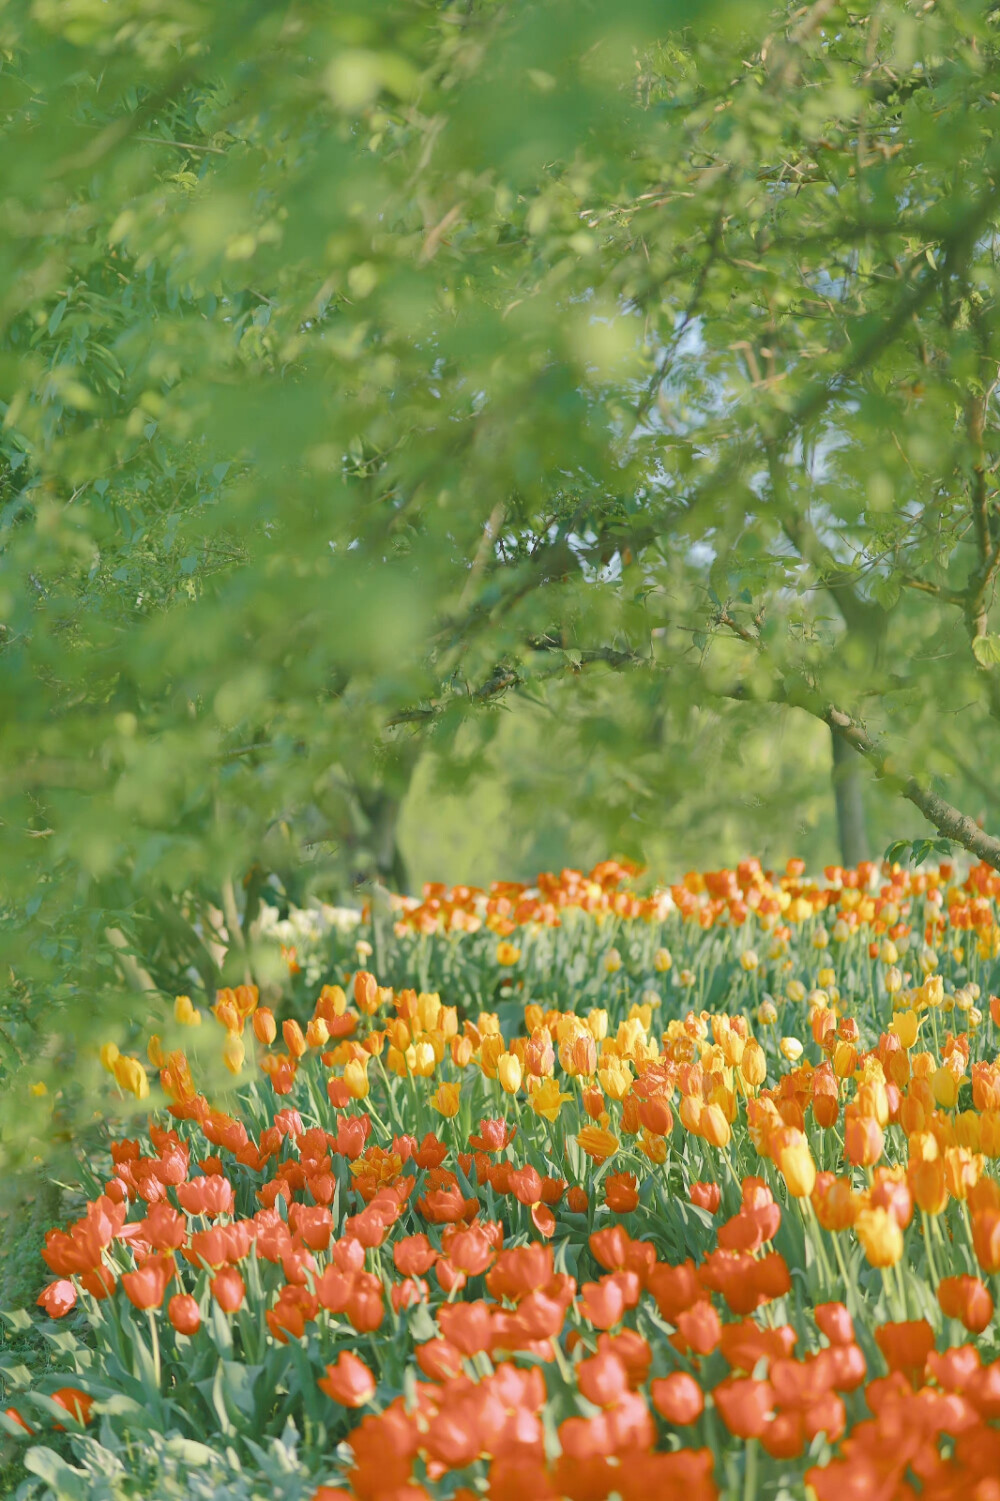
[24,1444,83,1493]
[972,634,1000,666]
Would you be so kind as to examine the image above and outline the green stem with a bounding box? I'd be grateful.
[921,1210,941,1286]
[148,1308,161,1392]
[743,1438,758,1501]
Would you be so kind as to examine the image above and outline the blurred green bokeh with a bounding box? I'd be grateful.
[4,0,1000,1173]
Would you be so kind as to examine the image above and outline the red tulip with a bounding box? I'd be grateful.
[168,1293,201,1336]
[37,1279,76,1319]
[318,1351,376,1408]
[211,1265,245,1313]
[122,1255,172,1311]
[651,1372,704,1425]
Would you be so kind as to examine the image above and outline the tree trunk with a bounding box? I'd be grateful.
[349,738,420,894]
[831,728,870,868]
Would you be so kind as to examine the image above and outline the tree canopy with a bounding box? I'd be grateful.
[5,0,1000,1144]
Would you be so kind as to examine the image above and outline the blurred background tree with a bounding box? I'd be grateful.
[4,0,1000,1153]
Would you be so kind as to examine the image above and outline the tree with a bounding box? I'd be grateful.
[4,0,1000,1151]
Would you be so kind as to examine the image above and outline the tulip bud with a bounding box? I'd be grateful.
[932,1066,960,1109]
[354,971,379,1014]
[498,1051,522,1095]
[168,1293,201,1336]
[778,1135,817,1198]
[343,1058,370,1099]
[222,1032,245,1075]
[702,1103,731,1150]
[100,1041,120,1073]
[855,1207,903,1267]
[253,1008,277,1045]
[174,995,202,1027]
[741,1041,766,1088]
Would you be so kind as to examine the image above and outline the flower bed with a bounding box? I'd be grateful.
[9,855,1000,1499]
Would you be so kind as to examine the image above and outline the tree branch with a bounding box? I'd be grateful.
[740,682,1000,870]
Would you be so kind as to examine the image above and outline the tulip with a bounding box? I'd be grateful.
[971,1207,1000,1274]
[37,1280,76,1319]
[318,1351,376,1408]
[343,1058,370,1099]
[168,1293,201,1336]
[352,970,378,1013]
[713,1377,773,1438]
[579,1278,626,1330]
[222,1032,245,1075]
[651,1372,704,1425]
[814,1302,854,1346]
[211,1266,245,1313]
[529,1076,573,1121]
[908,1156,948,1216]
[122,1252,174,1311]
[777,1135,817,1198]
[937,1274,993,1333]
[844,1112,883,1167]
[577,1125,619,1163]
[701,1103,731,1150]
[604,1172,639,1214]
[577,1351,629,1408]
[174,995,201,1027]
[430,1080,461,1117]
[51,1388,94,1427]
[253,1008,277,1045]
[676,1300,722,1355]
[890,1009,920,1049]
[689,1181,721,1213]
[112,1055,149,1099]
[854,1207,903,1268]
[741,1041,766,1087]
[874,1319,934,1383]
[497,1051,522,1094]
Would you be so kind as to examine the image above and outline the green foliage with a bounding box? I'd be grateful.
[5,0,1000,1166]
[17,1427,324,1501]
[884,836,955,869]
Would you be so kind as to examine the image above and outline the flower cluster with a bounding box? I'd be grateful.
[13,854,1000,1499]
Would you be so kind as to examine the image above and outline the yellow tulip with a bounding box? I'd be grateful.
[498,1051,522,1094]
[701,1103,731,1149]
[855,1207,903,1267]
[598,1056,632,1102]
[411,1041,436,1077]
[112,1055,149,1100]
[529,1077,572,1121]
[431,1081,461,1118]
[780,1036,804,1063]
[741,1040,766,1088]
[174,994,202,1026]
[889,1010,920,1049]
[100,1041,120,1073]
[931,1066,959,1109]
[777,1134,817,1198]
[577,1126,619,1163]
[223,1032,245,1075]
[344,1058,370,1099]
[587,1008,609,1041]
